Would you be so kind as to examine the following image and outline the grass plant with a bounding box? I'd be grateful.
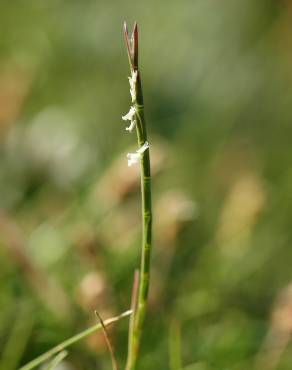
[122,22,153,370]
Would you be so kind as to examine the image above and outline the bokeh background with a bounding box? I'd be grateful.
[1,0,292,369]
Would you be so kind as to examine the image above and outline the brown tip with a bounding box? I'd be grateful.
[133,21,138,35]
[132,22,139,70]
[123,21,139,70]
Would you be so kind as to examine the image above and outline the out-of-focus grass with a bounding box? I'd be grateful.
[1,0,292,369]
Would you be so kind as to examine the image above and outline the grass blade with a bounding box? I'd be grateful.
[44,351,68,370]
[18,309,132,370]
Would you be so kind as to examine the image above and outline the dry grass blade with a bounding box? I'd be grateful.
[94,311,119,370]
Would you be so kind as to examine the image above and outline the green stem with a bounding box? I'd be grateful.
[125,72,152,370]
[18,309,132,370]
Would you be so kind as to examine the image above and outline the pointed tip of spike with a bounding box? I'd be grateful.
[123,21,139,70]
[124,21,128,35]
[133,21,138,33]
[132,22,139,70]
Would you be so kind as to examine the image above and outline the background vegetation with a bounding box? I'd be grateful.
[1,0,292,369]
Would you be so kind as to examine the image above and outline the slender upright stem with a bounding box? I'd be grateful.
[124,23,153,370]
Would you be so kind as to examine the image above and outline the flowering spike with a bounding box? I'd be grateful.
[123,23,152,370]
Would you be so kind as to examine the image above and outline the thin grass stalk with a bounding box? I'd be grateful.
[123,22,153,370]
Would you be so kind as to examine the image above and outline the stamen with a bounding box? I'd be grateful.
[127,141,149,167]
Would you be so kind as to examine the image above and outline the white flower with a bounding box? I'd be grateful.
[128,70,138,102]
[122,106,137,132]
[127,141,150,167]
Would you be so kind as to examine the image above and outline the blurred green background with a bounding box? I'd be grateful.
[1,0,292,369]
